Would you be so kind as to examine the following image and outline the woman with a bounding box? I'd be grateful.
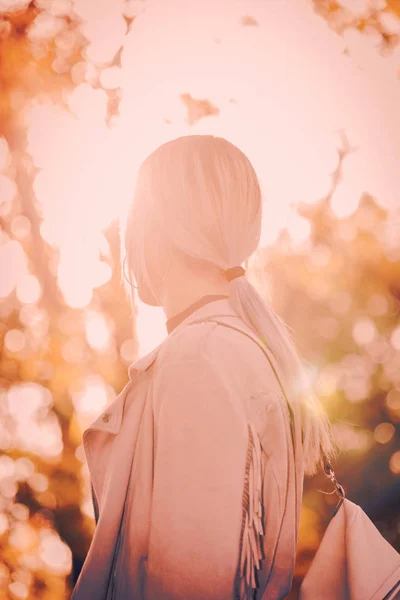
[72,135,338,600]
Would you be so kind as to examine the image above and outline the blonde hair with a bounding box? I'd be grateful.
[120,134,338,476]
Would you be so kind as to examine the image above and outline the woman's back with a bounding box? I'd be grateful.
[71,297,305,600]
[126,298,304,599]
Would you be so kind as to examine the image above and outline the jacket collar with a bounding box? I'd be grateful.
[128,297,238,378]
[85,298,239,436]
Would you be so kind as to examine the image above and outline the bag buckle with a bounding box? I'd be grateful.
[316,461,346,517]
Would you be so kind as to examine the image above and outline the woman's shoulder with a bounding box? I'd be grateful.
[202,320,284,395]
[153,318,283,404]
[154,320,220,371]
[153,318,250,368]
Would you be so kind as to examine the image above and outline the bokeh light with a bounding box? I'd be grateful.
[389,451,400,475]
[374,422,396,444]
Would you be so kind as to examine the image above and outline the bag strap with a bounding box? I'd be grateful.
[187,316,345,513]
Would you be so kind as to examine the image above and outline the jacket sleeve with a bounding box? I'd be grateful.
[145,355,257,600]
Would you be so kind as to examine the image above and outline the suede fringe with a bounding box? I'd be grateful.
[235,422,264,600]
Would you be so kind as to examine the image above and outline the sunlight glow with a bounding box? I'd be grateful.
[71,376,114,415]
[16,274,42,305]
[352,317,377,346]
[0,240,27,298]
[4,330,26,353]
[390,326,400,351]
[84,310,113,351]
[120,338,136,364]
[134,298,167,356]
[6,384,62,458]
[333,422,375,452]
[0,137,11,170]
[11,215,31,239]
[330,181,362,219]
[62,337,89,364]
[8,581,28,599]
[286,214,312,246]
[0,175,17,205]
[9,523,37,552]
[0,514,9,536]
[15,0,398,356]
[28,472,48,492]
[38,531,72,575]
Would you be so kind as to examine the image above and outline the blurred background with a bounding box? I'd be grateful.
[0,0,400,598]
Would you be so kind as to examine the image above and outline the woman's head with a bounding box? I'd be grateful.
[121,135,262,307]
[120,134,338,476]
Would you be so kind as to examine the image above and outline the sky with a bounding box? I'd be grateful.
[3,0,400,356]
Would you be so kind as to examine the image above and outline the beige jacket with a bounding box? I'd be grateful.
[71,298,304,600]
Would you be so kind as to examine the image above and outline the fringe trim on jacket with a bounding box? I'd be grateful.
[235,422,264,600]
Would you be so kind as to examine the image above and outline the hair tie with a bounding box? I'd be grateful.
[225,266,246,282]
